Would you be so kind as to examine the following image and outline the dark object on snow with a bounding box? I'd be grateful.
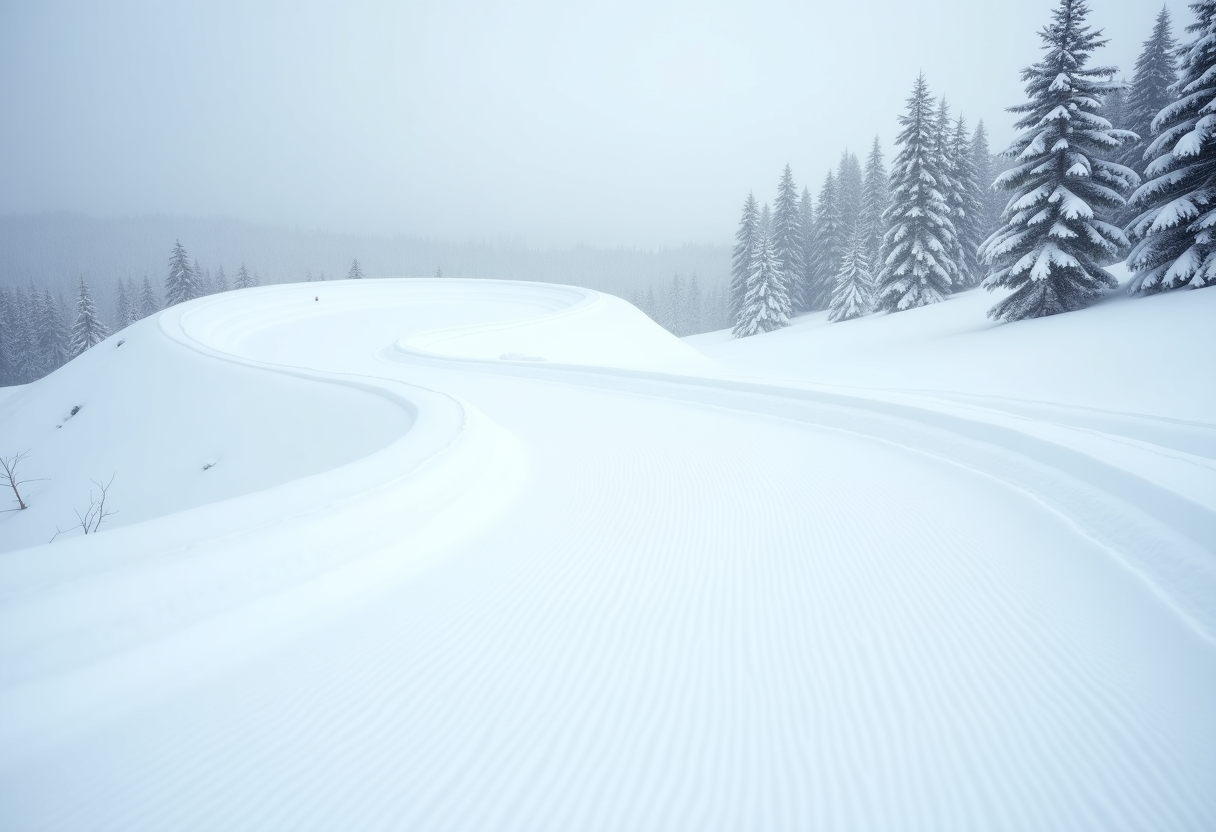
[116,339,125,347]
[315,296,318,301]
[69,405,80,417]
[202,460,217,471]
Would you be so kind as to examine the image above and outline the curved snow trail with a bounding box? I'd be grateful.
[1,280,1214,831]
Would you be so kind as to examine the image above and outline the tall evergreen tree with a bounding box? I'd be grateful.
[771,164,804,313]
[37,289,69,373]
[192,259,209,296]
[860,137,890,280]
[809,170,844,310]
[234,263,255,290]
[69,275,109,357]
[0,290,16,386]
[115,278,135,331]
[836,151,864,239]
[667,273,685,335]
[829,225,873,322]
[970,120,1004,239]
[1127,0,1216,293]
[934,97,966,284]
[9,287,37,383]
[139,276,160,319]
[165,240,197,306]
[213,265,229,293]
[982,0,1138,321]
[950,115,985,288]
[796,185,816,312]
[1120,6,1179,179]
[730,192,760,321]
[734,227,790,337]
[876,73,959,312]
[347,258,364,280]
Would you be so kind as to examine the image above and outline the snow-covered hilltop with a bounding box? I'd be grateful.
[1,277,1213,830]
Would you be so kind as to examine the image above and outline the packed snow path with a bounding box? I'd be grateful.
[1,280,1214,830]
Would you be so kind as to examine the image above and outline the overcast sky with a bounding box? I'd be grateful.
[0,0,1182,248]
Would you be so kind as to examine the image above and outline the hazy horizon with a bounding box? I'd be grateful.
[1,0,1183,249]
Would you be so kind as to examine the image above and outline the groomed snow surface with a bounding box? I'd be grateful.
[1,277,1214,831]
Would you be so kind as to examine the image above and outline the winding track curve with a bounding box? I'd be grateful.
[2,280,1214,831]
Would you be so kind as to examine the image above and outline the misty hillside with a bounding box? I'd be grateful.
[0,212,729,299]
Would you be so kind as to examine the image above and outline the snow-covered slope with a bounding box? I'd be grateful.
[1,278,1213,831]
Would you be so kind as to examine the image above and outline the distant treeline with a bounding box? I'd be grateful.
[0,212,729,323]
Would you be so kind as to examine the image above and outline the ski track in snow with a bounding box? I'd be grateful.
[1,279,1214,831]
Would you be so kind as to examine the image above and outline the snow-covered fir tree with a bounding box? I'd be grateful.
[876,73,959,312]
[860,137,889,280]
[734,227,790,337]
[0,290,16,386]
[5,288,37,383]
[970,120,1004,238]
[1119,6,1178,181]
[829,225,873,322]
[950,115,985,288]
[69,275,108,357]
[37,289,69,373]
[771,165,804,314]
[667,273,686,335]
[797,186,816,312]
[165,240,197,306]
[982,0,1138,321]
[686,273,704,334]
[234,263,255,290]
[730,193,760,321]
[1126,0,1216,294]
[836,151,864,239]
[809,170,844,310]
[348,258,364,280]
[115,279,132,331]
[192,259,209,296]
[933,97,966,286]
[213,265,229,293]
[139,276,160,319]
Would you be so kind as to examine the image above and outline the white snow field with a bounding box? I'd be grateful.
[1,277,1214,830]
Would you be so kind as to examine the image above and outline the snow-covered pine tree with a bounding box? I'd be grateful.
[8,287,36,383]
[192,259,209,296]
[982,0,1138,321]
[348,258,364,280]
[687,273,704,334]
[0,290,15,386]
[734,227,790,337]
[836,151,864,240]
[139,276,160,319]
[1126,0,1216,294]
[730,192,760,321]
[69,275,109,357]
[667,273,685,335]
[234,263,254,290]
[829,225,873,322]
[933,97,966,285]
[759,203,772,237]
[115,279,132,331]
[809,170,844,310]
[1112,7,1178,228]
[970,120,1004,241]
[875,73,959,312]
[950,115,985,288]
[38,289,69,373]
[771,164,804,314]
[165,240,196,306]
[213,265,229,293]
[1119,6,1178,181]
[860,137,890,280]
[797,185,816,312]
